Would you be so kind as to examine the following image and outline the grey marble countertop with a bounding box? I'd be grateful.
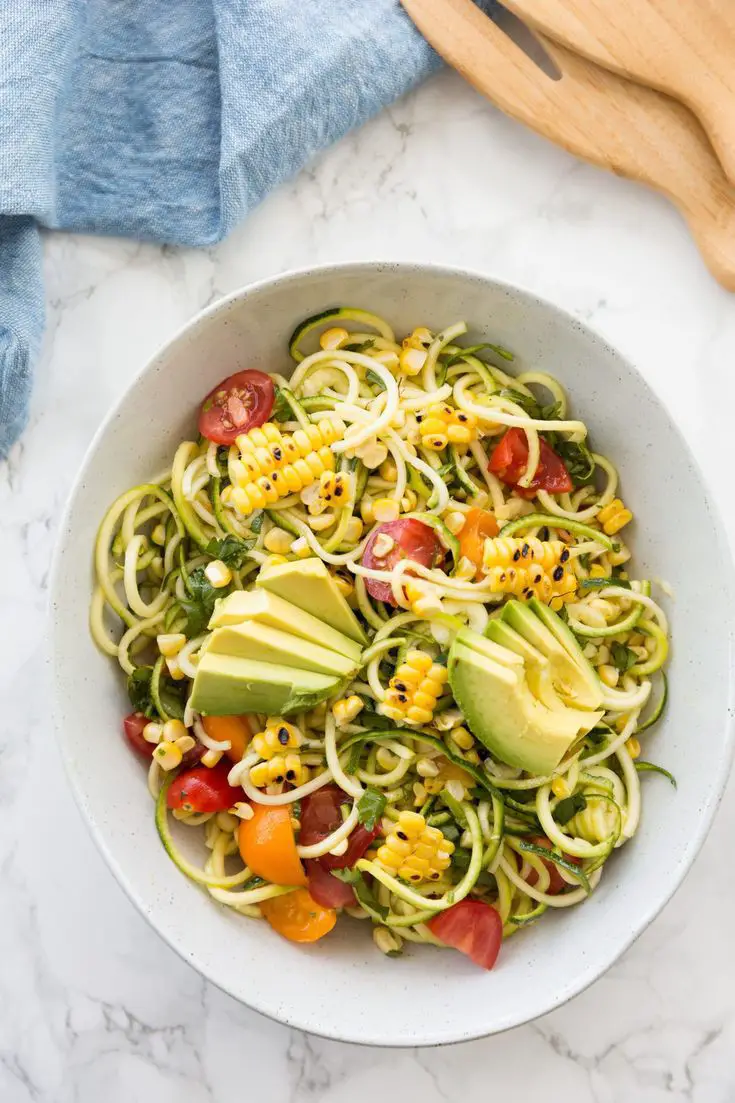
[3,69,735,1103]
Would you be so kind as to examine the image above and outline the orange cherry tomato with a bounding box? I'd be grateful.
[238,804,307,887]
[202,714,253,763]
[458,508,499,577]
[260,888,337,943]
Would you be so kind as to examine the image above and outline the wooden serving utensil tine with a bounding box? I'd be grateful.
[501,0,735,186]
[400,0,735,291]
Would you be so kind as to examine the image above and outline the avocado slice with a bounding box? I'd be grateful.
[190,652,341,716]
[205,620,358,679]
[455,626,524,670]
[501,600,602,710]
[484,618,563,710]
[448,636,603,774]
[208,589,362,664]
[257,558,367,645]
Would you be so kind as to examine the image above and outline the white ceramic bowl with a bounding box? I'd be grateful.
[51,262,735,1045]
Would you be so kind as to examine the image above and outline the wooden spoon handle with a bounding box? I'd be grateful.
[400,0,735,290]
[501,0,735,185]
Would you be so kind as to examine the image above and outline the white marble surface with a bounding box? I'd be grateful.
[2,68,735,1102]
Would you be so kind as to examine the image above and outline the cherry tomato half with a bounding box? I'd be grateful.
[198,370,274,444]
[305,860,356,909]
[361,518,445,605]
[166,761,242,813]
[238,804,307,887]
[458,507,499,578]
[488,428,573,498]
[428,899,503,970]
[525,836,579,895]
[299,785,379,870]
[201,714,253,763]
[260,888,336,943]
[123,712,154,757]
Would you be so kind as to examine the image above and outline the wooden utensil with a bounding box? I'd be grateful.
[400,0,735,290]
[500,0,735,184]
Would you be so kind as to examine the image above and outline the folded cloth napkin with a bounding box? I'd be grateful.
[0,0,497,458]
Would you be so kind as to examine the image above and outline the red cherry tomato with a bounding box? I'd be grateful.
[305,860,356,908]
[361,518,445,605]
[123,712,154,757]
[488,428,573,498]
[428,899,503,970]
[525,835,579,895]
[166,761,242,813]
[299,785,379,869]
[198,370,274,444]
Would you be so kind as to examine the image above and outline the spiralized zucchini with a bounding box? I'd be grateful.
[90,310,672,964]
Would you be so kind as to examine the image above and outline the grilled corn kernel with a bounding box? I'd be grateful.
[332,695,364,726]
[231,420,344,517]
[596,498,633,536]
[417,403,477,451]
[250,753,308,788]
[373,497,400,523]
[551,776,570,799]
[625,736,641,759]
[373,927,403,955]
[205,560,232,588]
[356,441,388,470]
[175,734,197,755]
[483,536,570,572]
[589,563,608,579]
[379,458,398,481]
[483,563,571,604]
[399,346,427,376]
[142,721,162,745]
[201,748,223,768]
[290,536,311,558]
[308,512,336,532]
[252,721,302,759]
[154,740,183,770]
[263,527,293,555]
[333,574,354,598]
[400,489,418,514]
[403,326,433,349]
[443,510,466,536]
[415,757,440,778]
[319,326,349,350]
[233,802,254,820]
[377,811,455,883]
[157,632,186,658]
[343,517,363,543]
[598,664,620,688]
[379,653,447,726]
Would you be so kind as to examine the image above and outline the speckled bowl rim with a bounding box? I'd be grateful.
[50,260,735,1046]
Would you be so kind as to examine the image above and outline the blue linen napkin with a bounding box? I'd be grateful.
[0,0,495,458]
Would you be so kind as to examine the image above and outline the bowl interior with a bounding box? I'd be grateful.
[51,263,734,1045]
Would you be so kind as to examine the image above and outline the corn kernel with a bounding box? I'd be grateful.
[154,740,182,770]
[399,347,427,376]
[162,719,187,742]
[204,560,232,588]
[157,632,186,658]
[597,498,633,536]
[332,696,364,726]
[373,927,403,955]
[450,726,474,751]
[625,736,641,759]
[589,564,608,579]
[308,512,336,532]
[333,575,353,598]
[290,536,311,558]
[263,527,293,555]
[379,458,398,481]
[416,757,440,778]
[319,326,349,350]
[151,523,167,546]
[447,423,473,445]
[201,748,223,768]
[377,810,455,883]
[444,778,466,802]
[443,511,466,536]
[551,776,570,798]
[357,441,388,470]
[372,532,395,559]
[175,734,196,755]
[360,497,375,524]
[373,498,400,523]
[598,664,620,688]
[166,656,186,681]
[142,722,162,745]
[233,802,254,820]
[343,517,363,543]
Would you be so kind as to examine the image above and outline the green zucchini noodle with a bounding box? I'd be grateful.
[90,309,673,967]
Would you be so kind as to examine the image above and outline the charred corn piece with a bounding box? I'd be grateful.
[376,810,455,883]
[378,650,448,727]
[252,720,302,760]
[415,403,478,451]
[230,419,345,517]
[596,498,633,536]
[484,563,575,604]
[249,752,308,788]
[483,536,570,572]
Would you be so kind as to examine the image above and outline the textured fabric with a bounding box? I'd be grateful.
[0,0,496,457]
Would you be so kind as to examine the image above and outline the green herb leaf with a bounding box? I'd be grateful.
[365,368,386,391]
[553,792,587,824]
[551,438,596,486]
[216,446,230,476]
[331,868,389,920]
[357,787,386,831]
[158,677,187,721]
[578,553,591,571]
[345,339,375,353]
[271,387,293,422]
[205,534,254,569]
[357,707,397,731]
[249,511,264,534]
[446,342,514,366]
[180,566,222,637]
[610,641,637,674]
[331,867,360,884]
[127,666,156,718]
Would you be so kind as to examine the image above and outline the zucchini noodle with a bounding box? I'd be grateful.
[89,308,672,969]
